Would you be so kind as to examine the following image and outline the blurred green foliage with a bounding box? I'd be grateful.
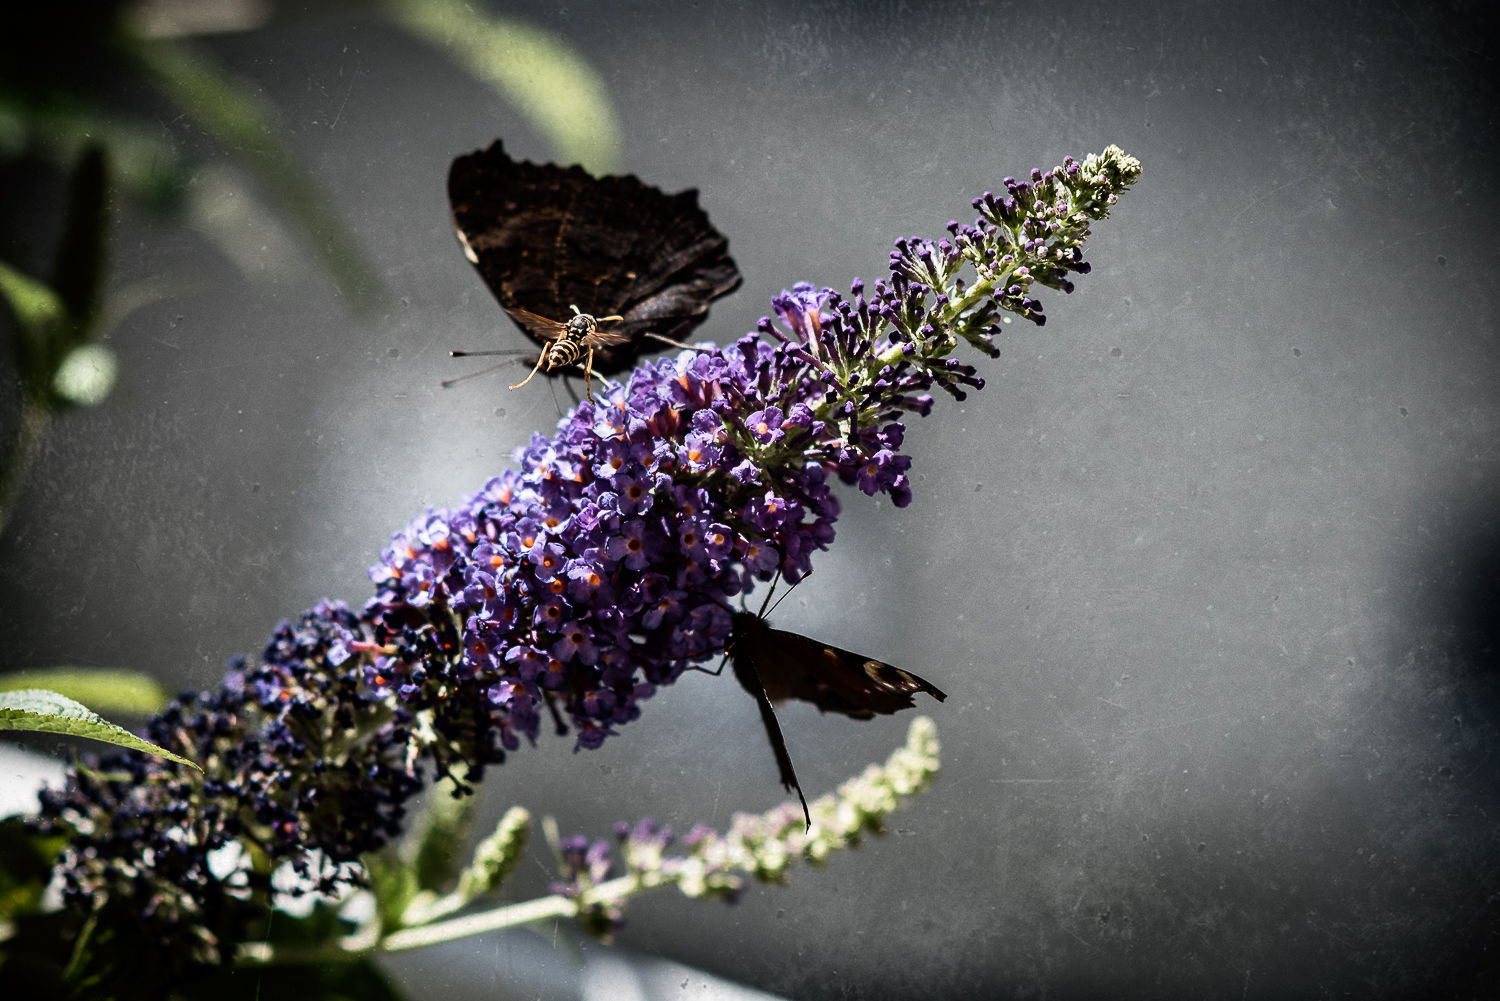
[0,668,168,717]
[384,0,621,173]
[0,0,622,536]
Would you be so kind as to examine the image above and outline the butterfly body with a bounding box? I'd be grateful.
[728,611,946,826]
[448,140,742,380]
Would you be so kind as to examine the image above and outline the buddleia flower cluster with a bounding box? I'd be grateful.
[39,601,417,984]
[548,715,940,940]
[33,146,1138,997]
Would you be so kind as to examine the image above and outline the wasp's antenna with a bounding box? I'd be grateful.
[450,348,529,358]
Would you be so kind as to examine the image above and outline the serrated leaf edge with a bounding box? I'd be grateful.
[0,688,200,771]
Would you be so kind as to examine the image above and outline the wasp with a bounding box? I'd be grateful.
[503,305,630,396]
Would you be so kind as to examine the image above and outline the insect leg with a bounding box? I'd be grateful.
[684,652,729,677]
[542,691,569,736]
[583,345,596,399]
[508,343,551,390]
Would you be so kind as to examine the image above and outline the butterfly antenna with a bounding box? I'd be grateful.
[441,356,527,389]
[754,571,781,618]
[761,566,813,621]
[645,331,696,351]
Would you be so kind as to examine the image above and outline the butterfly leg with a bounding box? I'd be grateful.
[508,343,551,390]
[542,691,569,736]
[684,652,729,676]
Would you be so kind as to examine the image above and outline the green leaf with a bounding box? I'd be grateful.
[0,669,168,717]
[0,690,198,770]
[401,776,476,894]
[28,108,191,215]
[51,143,110,327]
[0,261,65,334]
[363,849,419,936]
[384,0,622,173]
[0,815,67,922]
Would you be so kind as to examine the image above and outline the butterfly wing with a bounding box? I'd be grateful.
[448,140,742,375]
[726,639,810,828]
[560,177,741,367]
[732,612,947,719]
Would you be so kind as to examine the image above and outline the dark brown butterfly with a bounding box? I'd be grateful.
[446,140,742,390]
[726,593,947,828]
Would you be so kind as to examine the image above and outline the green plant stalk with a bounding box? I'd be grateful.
[129,39,386,317]
[0,390,50,535]
[0,260,65,535]
[236,717,939,966]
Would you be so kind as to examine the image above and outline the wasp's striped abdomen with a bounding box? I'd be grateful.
[544,335,584,370]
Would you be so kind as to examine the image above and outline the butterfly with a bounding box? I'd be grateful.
[724,584,947,828]
[447,140,743,391]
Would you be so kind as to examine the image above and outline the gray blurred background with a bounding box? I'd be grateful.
[3,1,1499,997]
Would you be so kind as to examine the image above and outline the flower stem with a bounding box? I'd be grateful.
[236,893,578,965]
[0,392,51,536]
[381,893,576,951]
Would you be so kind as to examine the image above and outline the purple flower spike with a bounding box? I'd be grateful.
[530,541,568,582]
[38,146,1140,988]
[743,538,780,575]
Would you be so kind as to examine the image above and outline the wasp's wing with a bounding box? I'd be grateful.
[729,638,811,829]
[582,324,635,350]
[448,140,741,375]
[504,307,568,343]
